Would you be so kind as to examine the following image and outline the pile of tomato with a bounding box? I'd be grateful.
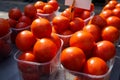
[0,0,120,80]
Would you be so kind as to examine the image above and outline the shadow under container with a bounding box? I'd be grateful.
[0,30,13,62]
[14,40,63,80]
[11,26,30,44]
[60,57,114,80]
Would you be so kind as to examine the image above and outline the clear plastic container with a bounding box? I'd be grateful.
[84,11,95,25]
[11,26,30,44]
[0,30,13,61]
[14,39,63,80]
[60,57,115,80]
[56,33,72,49]
[37,7,60,21]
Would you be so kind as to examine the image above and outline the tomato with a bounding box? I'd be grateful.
[31,18,52,39]
[52,15,70,34]
[18,15,32,25]
[99,9,113,19]
[60,8,71,19]
[50,32,61,49]
[93,40,116,61]
[80,10,91,20]
[103,3,115,11]
[83,24,101,42]
[15,30,37,51]
[102,26,119,43]
[8,7,22,20]
[112,8,120,18]
[60,47,86,72]
[18,51,35,61]
[24,4,37,18]
[43,4,54,14]
[89,15,107,29]
[48,0,59,11]
[0,18,10,37]
[7,18,17,28]
[115,3,120,8]
[70,31,95,52]
[15,22,29,29]
[33,38,58,63]
[106,16,120,30]
[34,1,45,10]
[108,0,118,6]
[83,57,109,75]
[69,17,84,32]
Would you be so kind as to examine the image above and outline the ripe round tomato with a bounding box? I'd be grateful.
[7,18,17,28]
[24,4,37,18]
[34,1,45,10]
[80,10,91,20]
[15,22,29,29]
[8,7,22,20]
[83,57,109,75]
[103,3,115,10]
[60,8,71,19]
[89,15,107,29]
[43,4,54,14]
[93,40,116,61]
[106,16,120,30]
[60,47,86,72]
[115,3,120,8]
[112,8,120,18]
[69,17,84,32]
[99,9,113,19]
[52,15,70,34]
[102,26,119,43]
[48,0,59,11]
[31,18,52,39]
[18,51,35,61]
[108,0,118,6]
[70,31,95,52]
[15,30,37,51]
[0,18,10,37]
[83,24,101,42]
[33,38,58,63]
[18,15,32,25]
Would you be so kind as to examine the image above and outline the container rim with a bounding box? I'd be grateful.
[84,11,95,22]
[11,25,30,31]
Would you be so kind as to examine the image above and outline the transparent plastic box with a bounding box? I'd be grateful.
[60,57,115,80]
[0,30,13,61]
[14,40,63,80]
[11,26,30,44]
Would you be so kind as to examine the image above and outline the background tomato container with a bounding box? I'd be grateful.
[0,30,13,62]
[60,58,114,80]
[14,40,63,80]
[11,25,30,44]
[37,7,60,21]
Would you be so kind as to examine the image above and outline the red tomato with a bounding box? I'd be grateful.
[7,18,17,28]
[24,4,37,18]
[106,16,120,30]
[31,18,52,39]
[33,38,58,63]
[48,0,59,11]
[43,4,54,14]
[60,47,86,72]
[60,8,71,19]
[18,51,35,61]
[70,31,95,52]
[102,26,119,43]
[69,17,85,32]
[15,30,37,51]
[83,24,101,42]
[34,1,46,10]
[18,15,32,25]
[8,7,22,20]
[0,18,10,37]
[15,22,29,29]
[93,40,116,61]
[80,10,91,20]
[52,15,70,34]
[83,57,109,75]
[112,8,120,18]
